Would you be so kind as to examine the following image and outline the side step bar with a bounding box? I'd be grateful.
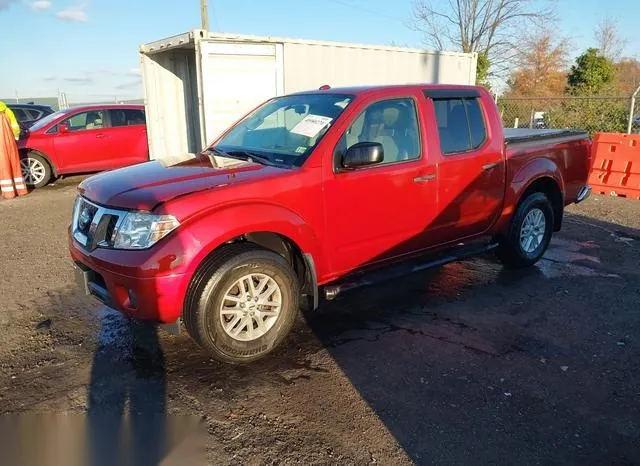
[323,242,499,301]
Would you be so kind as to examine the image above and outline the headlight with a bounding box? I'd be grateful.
[112,212,180,250]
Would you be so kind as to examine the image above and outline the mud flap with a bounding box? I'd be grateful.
[160,318,182,335]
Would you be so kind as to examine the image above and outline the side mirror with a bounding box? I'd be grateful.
[342,142,384,169]
[58,122,69,133]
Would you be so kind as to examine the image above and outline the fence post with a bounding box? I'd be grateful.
[628,85,640,134]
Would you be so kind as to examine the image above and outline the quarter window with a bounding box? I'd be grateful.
[433,97,487,155]
[12,108,28,121]
[335,98,421,167]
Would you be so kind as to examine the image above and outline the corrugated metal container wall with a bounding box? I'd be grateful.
[140,31,478,161]
[282,43,476,92]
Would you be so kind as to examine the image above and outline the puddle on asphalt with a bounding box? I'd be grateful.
[537,238,619,279]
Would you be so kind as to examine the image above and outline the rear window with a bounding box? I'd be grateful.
[433,97,487,155]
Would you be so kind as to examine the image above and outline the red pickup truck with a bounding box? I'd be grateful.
[69,85,591,363]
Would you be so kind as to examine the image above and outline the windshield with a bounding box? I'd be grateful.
[29,109,69,131]
[213,93,354,167]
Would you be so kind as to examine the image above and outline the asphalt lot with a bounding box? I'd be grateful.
[1,177,639,465]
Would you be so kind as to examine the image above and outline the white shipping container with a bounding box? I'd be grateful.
[140,30,478,161]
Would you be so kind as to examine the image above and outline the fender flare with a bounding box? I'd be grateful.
[179,201,328,289]
[510,157,565,205]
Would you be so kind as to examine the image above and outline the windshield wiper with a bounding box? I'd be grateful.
[204,147,287,168]
[227,150,275,166]
[202,147,245,161]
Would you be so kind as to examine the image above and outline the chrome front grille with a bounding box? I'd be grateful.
[72,196,124,251]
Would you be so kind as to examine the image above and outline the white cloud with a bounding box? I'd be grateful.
[64,76,93,84]
[31,0,52,11]
[55,4,87,22]
[115,80,142,90]
[128,68,142,77]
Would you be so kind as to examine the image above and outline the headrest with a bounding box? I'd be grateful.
[382,107,400,126]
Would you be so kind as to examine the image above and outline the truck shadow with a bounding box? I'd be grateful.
[87,309,167,466]
[300,213,640,465]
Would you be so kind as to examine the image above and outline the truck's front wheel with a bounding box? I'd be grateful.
[497,192,554,268]
[183,243,300,364]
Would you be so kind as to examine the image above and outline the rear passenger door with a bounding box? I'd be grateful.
[426,90,505,242]
[105,108,149,168]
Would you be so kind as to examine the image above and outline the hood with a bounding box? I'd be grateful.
[78,153,288,211]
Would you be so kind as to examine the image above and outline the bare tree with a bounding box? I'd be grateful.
[411,0,556,77]
[594,18,628,62]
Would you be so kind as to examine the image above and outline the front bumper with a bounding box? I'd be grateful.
[70,235,189,323]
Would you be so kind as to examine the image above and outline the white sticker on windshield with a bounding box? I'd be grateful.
[290,114,333,138]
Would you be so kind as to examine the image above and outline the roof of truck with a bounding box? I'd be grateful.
[293,84,482,96]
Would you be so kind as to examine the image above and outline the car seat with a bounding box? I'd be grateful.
[85,112,103,130]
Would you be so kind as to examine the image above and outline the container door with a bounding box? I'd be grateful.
[199,42,284,151]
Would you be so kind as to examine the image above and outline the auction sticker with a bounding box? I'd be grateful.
[290,115,333,138]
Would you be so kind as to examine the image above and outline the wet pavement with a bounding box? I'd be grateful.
[0,179,639,465]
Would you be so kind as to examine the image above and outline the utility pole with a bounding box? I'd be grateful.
[200,0,209,31]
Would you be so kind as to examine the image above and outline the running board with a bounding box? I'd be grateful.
[323,242,499,300]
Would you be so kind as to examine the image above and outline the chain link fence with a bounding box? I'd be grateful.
[496,96,639,134]
[632,95,640,133]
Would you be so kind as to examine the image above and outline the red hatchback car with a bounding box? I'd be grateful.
[18,104,148,188]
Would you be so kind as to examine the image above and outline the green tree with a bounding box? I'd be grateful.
[476,53,491,89]
[567,48,615,94]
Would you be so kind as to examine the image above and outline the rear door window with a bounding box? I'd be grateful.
[108,109,146,127]
[432,97,487,155]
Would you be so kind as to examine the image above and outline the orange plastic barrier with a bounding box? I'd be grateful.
[588,132,640,200]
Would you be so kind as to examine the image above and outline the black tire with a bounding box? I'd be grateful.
[183,243,300,364]
[21,151,52,188]
[497,192,554,268]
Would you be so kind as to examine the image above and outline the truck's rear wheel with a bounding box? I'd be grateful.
[497,192,554,268]
[183,243,299,364]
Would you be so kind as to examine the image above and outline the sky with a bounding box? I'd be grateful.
[1,0,639,101]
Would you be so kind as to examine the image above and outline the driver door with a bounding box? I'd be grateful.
[323,95,438,276]
[54,110,111,172]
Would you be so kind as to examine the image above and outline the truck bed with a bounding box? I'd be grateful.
[504,128,589,145]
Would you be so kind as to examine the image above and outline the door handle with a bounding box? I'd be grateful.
[95,134,106,139]
[482,162,499,170]
[413,174,436,183]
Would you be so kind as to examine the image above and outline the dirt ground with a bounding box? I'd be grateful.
[1,177,639,465]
